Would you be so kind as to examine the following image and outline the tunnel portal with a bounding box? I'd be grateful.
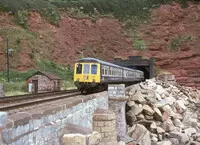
[113,56,155,80]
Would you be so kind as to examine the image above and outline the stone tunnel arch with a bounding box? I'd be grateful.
[113,56,155,80]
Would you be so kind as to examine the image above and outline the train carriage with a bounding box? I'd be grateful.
[74,57,144,93]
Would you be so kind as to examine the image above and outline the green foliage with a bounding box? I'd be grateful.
[0,0,195,27]
[0,0,60,26]
[0,27,37,62]
[40,8,60,25]
[62,80,76,90]
[0,69,37,82]
[66,7,90,18]
[36,59,73,80]
[133,38,147,50]
[168,36,192,50]
[2,81,27,95]
[14,10,29,29]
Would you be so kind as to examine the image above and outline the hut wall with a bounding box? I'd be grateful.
[37,75,53,92]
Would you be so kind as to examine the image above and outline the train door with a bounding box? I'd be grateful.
[32,80,38,93]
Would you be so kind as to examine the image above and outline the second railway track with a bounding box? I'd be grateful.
[0,89,81,111]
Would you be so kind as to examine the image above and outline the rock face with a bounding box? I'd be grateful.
[122,3,200,89]
[0,83,4,97]
[125,77,200,145]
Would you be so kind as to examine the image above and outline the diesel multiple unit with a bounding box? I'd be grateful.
[74,57,144,93]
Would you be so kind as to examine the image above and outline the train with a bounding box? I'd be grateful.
[73,57,144,93]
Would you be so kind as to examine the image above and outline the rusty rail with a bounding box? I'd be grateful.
[0,90,81,111]
[0,89,78,103]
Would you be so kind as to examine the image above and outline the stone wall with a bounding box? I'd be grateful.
[0,92,108,145]
[0,83,4,97]
[108,84,128,140]
[93,109,118,145]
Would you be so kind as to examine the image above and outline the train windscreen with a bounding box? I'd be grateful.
[84,64,90,74]
[76,64,82,74]
[91,64,97,74]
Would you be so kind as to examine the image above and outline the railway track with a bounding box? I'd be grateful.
[0,89,81,111]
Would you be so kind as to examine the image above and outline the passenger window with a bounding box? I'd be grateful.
[84,64,90,74]
[91,64,97,74]
[105,69,108,75]
[76,64,82,74]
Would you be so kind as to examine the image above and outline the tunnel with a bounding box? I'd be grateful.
[113,56,155,80]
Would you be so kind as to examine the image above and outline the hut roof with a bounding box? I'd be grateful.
[26,71,62,80]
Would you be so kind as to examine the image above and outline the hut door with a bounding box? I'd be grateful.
[32,80,38,93]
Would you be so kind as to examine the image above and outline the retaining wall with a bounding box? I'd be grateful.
[0,92,108,145]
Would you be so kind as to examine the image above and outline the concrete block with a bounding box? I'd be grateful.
[0,112,7,128]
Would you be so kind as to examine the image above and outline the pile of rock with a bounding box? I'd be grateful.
[125,76,200,145]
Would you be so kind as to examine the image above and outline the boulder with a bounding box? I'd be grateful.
[173,119,184,129]
[136,114,145,120]
[155,85,168,97]
[168,138,179,145]
[129,124,151,145]
[129,91,147,104]
[184,127,196,137]
[153,107,163,121]
[157,141,172,145]
[141,90,157,103]
[130,105,143,116]
[162,105,175,117]
[182,111,198,127]
[143,105,155,116]
[126,110,137,126]
[169,132,190,144]
[175,100,187,113]
[163,96,176,106]
[127,101,136,107]
[161,118,175,132]
[151,136,158,143]
[156,127,165,134]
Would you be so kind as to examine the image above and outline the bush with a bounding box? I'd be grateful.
[133,38,147,50]
[168,36,192,50]
[14,10,29,29]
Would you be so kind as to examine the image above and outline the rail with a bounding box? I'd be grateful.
[0,89,81,111]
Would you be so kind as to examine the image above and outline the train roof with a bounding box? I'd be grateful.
[77,57,122,68]
[77,57,143,73]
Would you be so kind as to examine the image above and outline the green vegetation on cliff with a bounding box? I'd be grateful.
[0,0,192,26]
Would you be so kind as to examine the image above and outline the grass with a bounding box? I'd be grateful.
[168,36,192,50]
[62,80,76,90]
[0,27,37,64]
[36,59,74,80]
[2,81,28,96]
[0,60,75,95]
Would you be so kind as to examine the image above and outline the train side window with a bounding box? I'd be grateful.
[91,64,97,74]
[105,69,107,75]
[109,67,111,76]
[76,64,82,74]
[84,64,90,74]
[102,67,105,75]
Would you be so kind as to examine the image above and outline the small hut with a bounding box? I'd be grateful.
[26,71,62,93]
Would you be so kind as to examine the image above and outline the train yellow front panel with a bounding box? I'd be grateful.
[74,63,100,83]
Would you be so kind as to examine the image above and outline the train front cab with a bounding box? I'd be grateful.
[74,62,100,92]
